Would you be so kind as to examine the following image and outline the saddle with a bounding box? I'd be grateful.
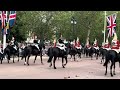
[57,44,66,51]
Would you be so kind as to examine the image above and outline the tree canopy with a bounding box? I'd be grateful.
[1,11,119,44]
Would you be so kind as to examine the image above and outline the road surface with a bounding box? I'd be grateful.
[0,55,120,79]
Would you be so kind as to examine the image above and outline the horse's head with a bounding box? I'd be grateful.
[38,43,45,50]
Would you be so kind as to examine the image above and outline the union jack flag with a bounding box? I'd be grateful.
[9,11,16,28]
[0,11,2,28]
[106,14,117,37]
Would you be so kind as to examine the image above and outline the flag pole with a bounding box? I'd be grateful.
[3,11,7,52]
[103,11,106,44]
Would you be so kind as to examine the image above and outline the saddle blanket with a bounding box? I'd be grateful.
[57,46,65,51]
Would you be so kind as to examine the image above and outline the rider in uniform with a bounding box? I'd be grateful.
[57,38,66,51]
[33,36,40,51]
[111,33,120,53]
[10,37,17,50]
[93,38,99,50]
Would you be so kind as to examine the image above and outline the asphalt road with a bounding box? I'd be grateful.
[0,55,120,79]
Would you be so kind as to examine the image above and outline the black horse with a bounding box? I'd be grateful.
[90,47,100,60]
[76,47,82,58]
[103,50,120,77]
[3,42,19,64]
[84,46,91,58]
[99,48,108,64]
[47,46,68,69]
[21,42,45,65]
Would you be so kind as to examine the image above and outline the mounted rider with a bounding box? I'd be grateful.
[56,38,66,51]
[103,38,111,50]
[75,37,82,49]
[10,36,17,50]
[111,33,120,53]
[85,38,91,49]
[32,36,40,51]
[93,38,99,50]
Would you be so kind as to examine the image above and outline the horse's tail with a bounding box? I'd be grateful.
[103,51,110,66]
[47,47,53,56]
[4,48,10,60]
[47,47,53,63]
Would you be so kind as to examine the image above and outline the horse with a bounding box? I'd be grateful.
[90,46,100,60]
[103,50,120,77]
[84,46,91,58]
[2,41,19,64]
[47,46,68,69]
[21,42,45,65]
[99,48,108,64]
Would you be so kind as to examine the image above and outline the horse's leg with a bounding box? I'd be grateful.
[34,55,37,63]
[49,62,52,67]
[24,56,27,65]
[7,54,10,63]
[91,53,93,60]
[119,60,120,68]
[110,61,114,77]
[113,62,116,75]
[13,54,15,63]
[0,55,2,64]
[40,51,43,64]
[62,57,65,68]
[74,55,75,61]
[53,56,57,69]
[101,55,104,64]
[27,55,30,66]
[64,56,67,66]
[105,63,108,76]
[96,53,98,60]
[18,52,19,62]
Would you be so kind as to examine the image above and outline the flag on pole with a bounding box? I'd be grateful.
[0,11,2,29]
[9,11,16,28]
[1,11,7,34]
[106,14,117,37]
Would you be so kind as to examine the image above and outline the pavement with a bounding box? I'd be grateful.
[0,55,120,79]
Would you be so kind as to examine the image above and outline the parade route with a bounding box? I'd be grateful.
[0,55,120,79]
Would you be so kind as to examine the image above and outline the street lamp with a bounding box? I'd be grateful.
[42,17,47,42]
[71,16,77,40]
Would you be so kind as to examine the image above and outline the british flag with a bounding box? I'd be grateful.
[106,14,117,37]
[0,11,7,29]
[9,11,16,28]
[0,11,8,34]
[0,11,2,28]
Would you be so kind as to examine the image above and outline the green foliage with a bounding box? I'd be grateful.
[6,11,120,44]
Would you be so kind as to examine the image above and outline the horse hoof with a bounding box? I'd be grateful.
[113,73,116,75]
[54,67,56,69]
[111,75,113,77]
[63,66,65,68]
[105,73,107,76]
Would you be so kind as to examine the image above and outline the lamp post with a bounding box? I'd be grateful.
[71,16,77,40]
[42,17,47,43]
